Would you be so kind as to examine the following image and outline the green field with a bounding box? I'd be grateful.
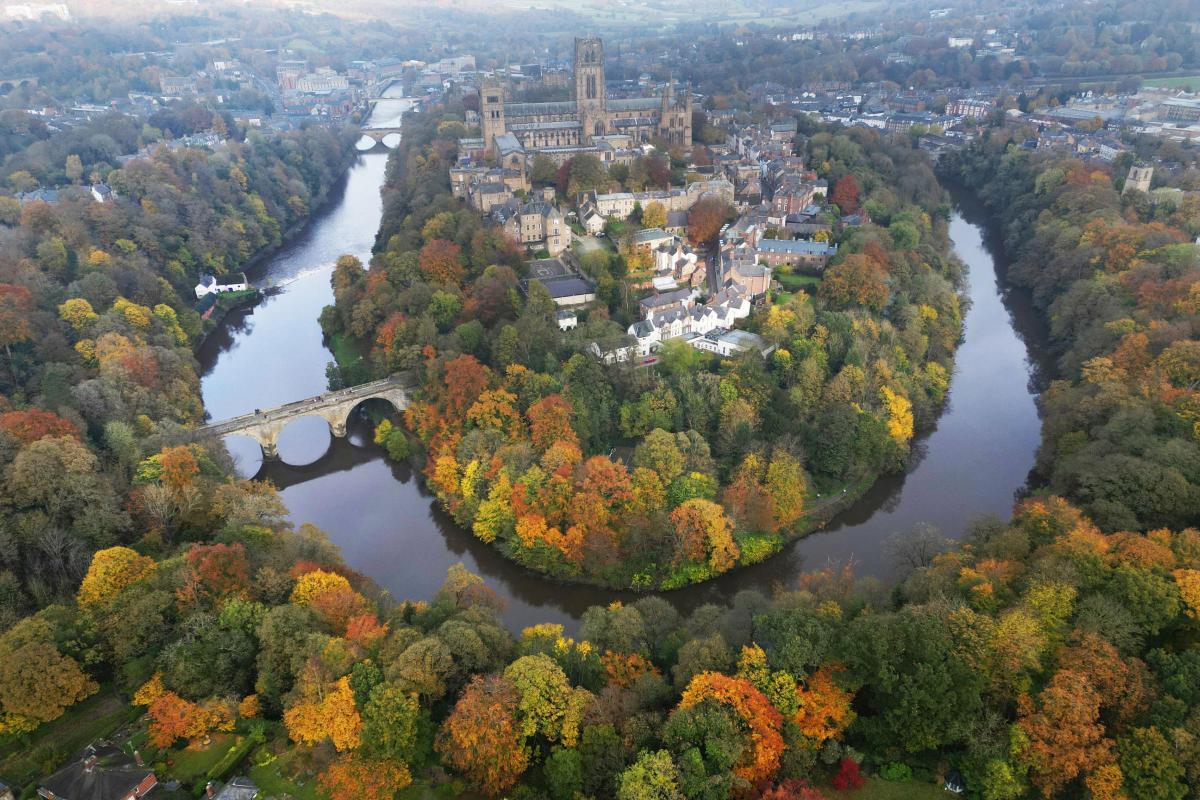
[832,776,950,799]
[777,272,822,291]
[1143,74,1200,91]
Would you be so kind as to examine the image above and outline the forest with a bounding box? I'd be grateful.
[0,120,353,623]
[321,100,963,590]
[949,130,1200,533]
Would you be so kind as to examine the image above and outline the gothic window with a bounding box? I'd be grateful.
[586,75,596,100]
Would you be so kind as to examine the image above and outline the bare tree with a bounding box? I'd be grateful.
[886,523,951,573]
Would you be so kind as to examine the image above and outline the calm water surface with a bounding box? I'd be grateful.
[198,130,1049,631]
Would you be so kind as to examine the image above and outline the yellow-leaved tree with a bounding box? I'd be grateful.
[77,547,157,607]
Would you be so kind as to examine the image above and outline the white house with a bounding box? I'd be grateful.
[684,328,774,358]
[194,273,249,299]
[626,287,751,357]
[556,310,578,331]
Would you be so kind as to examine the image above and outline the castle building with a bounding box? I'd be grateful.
[480,37,692,165]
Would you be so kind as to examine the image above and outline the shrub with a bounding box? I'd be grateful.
[880,762,913,781]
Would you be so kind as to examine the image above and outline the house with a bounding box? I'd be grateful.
[494,199,568,256]
[684,328,774,358]
[638,287,695,319]
[755,239,837,270]
[581,206,605,235]
[15,187,59,205]
[630,228,674,252]
[556,310,578,331]
[90,183,115,203]
[588,336,638,365]
[208,776,259,800]
[38,745,157,800]
[194,273,249,299]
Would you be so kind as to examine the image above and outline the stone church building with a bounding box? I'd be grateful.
[481,37,692,165]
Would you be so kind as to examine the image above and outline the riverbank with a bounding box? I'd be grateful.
[192,139,359,353]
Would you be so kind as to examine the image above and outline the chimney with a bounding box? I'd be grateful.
[133,750,144,767]
[205,782,216,798]
[83,755,98,772]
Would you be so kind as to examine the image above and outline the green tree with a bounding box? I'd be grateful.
[618,750,684,800]
[1119,727,1187,800]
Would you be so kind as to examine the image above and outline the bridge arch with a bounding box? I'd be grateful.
[195,375,414,461]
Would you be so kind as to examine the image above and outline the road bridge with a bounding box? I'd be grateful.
[195,374,415,459]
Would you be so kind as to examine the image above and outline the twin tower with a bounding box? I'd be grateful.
[481,37,693,157]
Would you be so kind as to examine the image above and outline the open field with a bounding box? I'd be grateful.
[1144,74,1200,91]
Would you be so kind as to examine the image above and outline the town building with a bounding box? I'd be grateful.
[480,37,693,158]
[194,273,249,299]
[525,257,597,307]
[755,238,838,270]
[492,199,568,256]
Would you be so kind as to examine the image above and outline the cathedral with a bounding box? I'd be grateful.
[481,37,692,163]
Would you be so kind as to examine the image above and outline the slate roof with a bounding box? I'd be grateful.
[38,745,155,800]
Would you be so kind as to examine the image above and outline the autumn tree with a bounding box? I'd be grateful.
[0,409,78,445]
[419,239,466,286]
[1018,670,1113,796]
[319,756,412,800]
[688,197,733,244]
[284,676,362,751]
[642,201,668,229]
[147,692,207,748]
[669,499,739,573]
[0,642,97,734]
[77,547,156,608]
[819,254,889,310]
[437,675,529,797]
[830,175,860,214]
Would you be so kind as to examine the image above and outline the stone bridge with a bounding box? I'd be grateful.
[355,127,403,150]
[196,374,415,459]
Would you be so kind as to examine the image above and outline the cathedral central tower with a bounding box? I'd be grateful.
[573,37,607,141]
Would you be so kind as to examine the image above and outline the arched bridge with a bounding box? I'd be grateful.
[196,374,415,459]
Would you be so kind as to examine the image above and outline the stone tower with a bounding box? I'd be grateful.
[574,37,606,142]
[480,78,506,153]
[1124,162,1153,194]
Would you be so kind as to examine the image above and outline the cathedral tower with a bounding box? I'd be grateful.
[1124,162,1153,194]
[480,78,507,154]
[574,37,607,141]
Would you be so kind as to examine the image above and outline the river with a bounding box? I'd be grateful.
[198,113,1049,632]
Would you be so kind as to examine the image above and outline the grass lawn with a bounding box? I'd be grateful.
[777,272,822,291]
[1144,74,1200,91]
[0,690,131,790]
[247,745,324,800]
[329,331,365,371]
[165,733,237,784]
[830,777,949,800]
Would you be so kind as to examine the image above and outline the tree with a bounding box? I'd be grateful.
[319,756,412,800]
[765,451,806,532]
[678,672,784,785]
[284,676,362,751]
[362,683,425,765]
[819,254,889,310]
[419,239,466,286]
[64,154,83,184]
[504,654,589,746]
[57,298,98,332]
[1118,728,1186,800]
[0,642,97,734]
[831,759,865,790]
[0,284,34,372]
[437,675,529,797]
[634,429,687,483]
[77,547,156,607]
[830,175,860,214]
[1017,670,1112,796]
[669,499,739,573]
[147,691,206,748]
[618,750,684,800]
[528,394,578,452]
[0,409,78,445]
[688,198,733,244]
[642,201,668,229]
